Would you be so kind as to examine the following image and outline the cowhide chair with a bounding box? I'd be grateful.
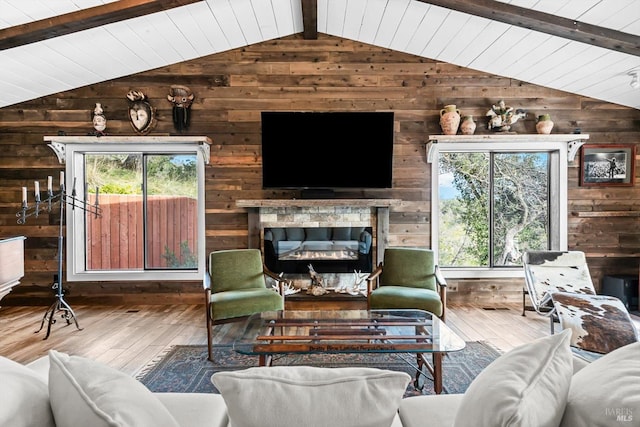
[551,292,638,356]
[523,250,639,356]
[523,250,597,333]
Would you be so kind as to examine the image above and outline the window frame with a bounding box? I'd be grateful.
[428,136,583,279]
[45,136,211,282]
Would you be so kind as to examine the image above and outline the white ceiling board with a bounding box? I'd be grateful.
[374,0,410,48]
[164,4,216,56]
[402,4,446,56]
[356,0,388,42]
[387,1,430,52]
[0,0,638,110]
[229,1,263,45]
[436,16,490,64]
[191,3,232,52]
[340,0,368,40]
[323,0,347,36]
[250,0,279,40]
[205,0,249,49]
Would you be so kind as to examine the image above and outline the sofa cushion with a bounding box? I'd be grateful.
[453,329,573,427]
[0,355,55,427]
[286,227,305,240]
[212,366,410,427]
[399,394,464,427]
[155,393,229,427]
[305,227,331,240]
[332,227,352,240]
[560,341,640,427]
[48,350,180,427]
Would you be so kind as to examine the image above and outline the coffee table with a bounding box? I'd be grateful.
[233,309,466,394]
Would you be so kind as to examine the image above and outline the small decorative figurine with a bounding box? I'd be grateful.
[307,264,329,296]
[91,103,107,136]
[486,100,526,132]
[126,90,154,135]
[167,85,195,132]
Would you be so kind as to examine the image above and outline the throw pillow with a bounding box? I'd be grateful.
[0,355,55,427]
[212,366,410,427]
[454,329,573,427]
[560,341,640,427]
[48,350,180,427]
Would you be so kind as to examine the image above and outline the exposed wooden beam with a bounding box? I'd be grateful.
[301,0,318,40]
[0,0,203,51]
[418,0,640,57]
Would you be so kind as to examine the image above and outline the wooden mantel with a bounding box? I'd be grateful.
[236,199,401,208]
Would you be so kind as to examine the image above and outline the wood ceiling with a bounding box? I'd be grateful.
[0,0,638,109]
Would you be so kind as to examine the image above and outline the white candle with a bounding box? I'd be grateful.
[34,181,40,201]
[47,176,53,192]
[22,187,27,203]
[60,171,65,189]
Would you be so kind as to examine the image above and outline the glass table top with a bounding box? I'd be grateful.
[233,309,466,356]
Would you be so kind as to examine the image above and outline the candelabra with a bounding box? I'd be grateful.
[16,173,101,340]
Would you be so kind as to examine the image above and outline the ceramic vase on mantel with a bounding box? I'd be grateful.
[460,115,476,135]
[440,104,461,135]
[536,114,554,134]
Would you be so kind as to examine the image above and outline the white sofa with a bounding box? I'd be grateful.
[3,330,639,427]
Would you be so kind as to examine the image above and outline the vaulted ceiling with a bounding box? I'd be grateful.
[1,0,639,110]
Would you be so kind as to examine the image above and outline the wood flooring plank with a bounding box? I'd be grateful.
[0,303,565,375]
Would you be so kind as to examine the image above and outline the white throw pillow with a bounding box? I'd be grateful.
[48,350,180,427]
[0,355,55,427]
[454,329,573,427]
[561,341,640,427]
[212,366,410,427]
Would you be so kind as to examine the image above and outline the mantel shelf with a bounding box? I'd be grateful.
[236,199,401,208]
[426,134,589,163]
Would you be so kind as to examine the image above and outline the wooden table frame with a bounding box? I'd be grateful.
[233,310,465,394]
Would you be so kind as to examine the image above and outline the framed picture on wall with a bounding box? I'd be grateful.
[580,144,636,186]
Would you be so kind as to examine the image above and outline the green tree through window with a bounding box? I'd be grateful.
[438,152,549,268]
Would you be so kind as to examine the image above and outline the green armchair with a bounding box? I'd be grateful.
[366,247,447,321]
[204,249,289,361]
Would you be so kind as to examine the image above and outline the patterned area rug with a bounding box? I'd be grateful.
[137,342,501,396]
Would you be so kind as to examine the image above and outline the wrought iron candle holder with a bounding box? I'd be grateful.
[16,175,101,339]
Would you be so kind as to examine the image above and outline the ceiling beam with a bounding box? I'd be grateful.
[301,0,318,40]
[418,0,640,57]
[0,0,203,51]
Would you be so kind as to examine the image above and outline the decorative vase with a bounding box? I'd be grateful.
[460,115,476,135]
[536,114,554,134]
[440,104,461,135]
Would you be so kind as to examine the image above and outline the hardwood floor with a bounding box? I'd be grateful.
[0,303,553,376]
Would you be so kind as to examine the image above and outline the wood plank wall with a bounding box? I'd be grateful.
[1,34,639,306]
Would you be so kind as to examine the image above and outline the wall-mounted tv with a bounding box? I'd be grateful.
[261,111,394,192]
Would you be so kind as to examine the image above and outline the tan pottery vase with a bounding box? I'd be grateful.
[440,105,461,135]
[460,116,476,135]
[536,114,554,134]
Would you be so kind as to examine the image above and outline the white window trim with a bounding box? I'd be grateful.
[44,136,211,282]
[427,134,589,279]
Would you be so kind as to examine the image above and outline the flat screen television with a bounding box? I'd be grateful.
[261,111,394,191]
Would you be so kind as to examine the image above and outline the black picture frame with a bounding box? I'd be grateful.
[580,144,635,187]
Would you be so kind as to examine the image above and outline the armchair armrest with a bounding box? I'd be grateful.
[435,265,447,322]
[263,267,291,301]
[366,263,383,295]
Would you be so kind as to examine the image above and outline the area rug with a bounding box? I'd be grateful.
[137,342,501,396]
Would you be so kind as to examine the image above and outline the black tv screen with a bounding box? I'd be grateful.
[261,111,394,189]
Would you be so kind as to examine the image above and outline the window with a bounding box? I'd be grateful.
[429,138,571,278]
[46,137,210,282]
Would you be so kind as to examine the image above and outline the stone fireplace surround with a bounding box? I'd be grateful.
[236,199,399,288]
